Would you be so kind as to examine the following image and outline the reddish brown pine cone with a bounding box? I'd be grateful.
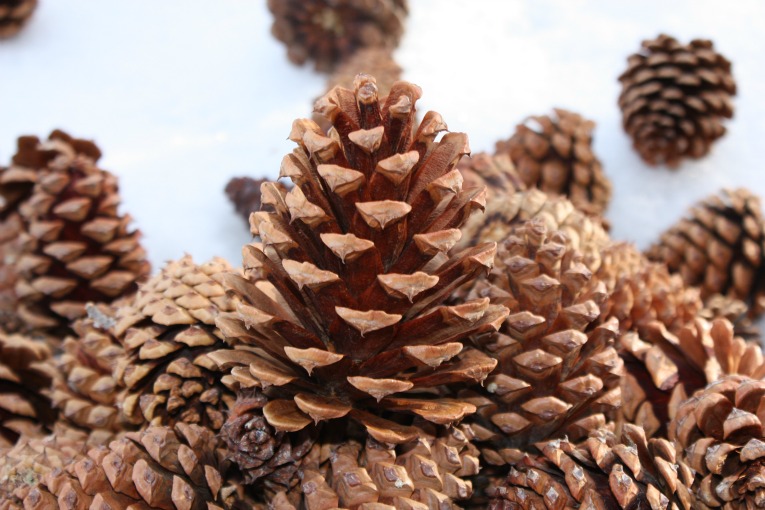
[268,0,407,72]
[495,108,611,216]
[5,130,150,334]
[647,188,765,318]
[0,0,36,39]
[619,34,736,166]
[489,424,695,509]
[669,375,765,509]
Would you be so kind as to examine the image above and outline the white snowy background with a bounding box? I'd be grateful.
[1,0,763,274]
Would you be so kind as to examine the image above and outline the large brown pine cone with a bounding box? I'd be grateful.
[489,424,695,509]
[647,188,765,318]
[495,108,611,216]
[112,255,238,431]
[0,423,253,509]
[618,34,736,166]
[0,0,36,39]
[211,77,508,505]
[6,130,150,333]
[0,329,58,446]
[268,0,407,72]
[669,375,765,509]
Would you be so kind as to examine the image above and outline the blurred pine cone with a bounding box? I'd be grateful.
[268,0,407,72]
[489,424,695,509]
[669,375,765,509]
[647,188,765,317]
[113,256,237,431]
[225,177,288,226]
[211,77,507,506]
[0,0,36,39]
[327,48,402,95]
[619,34,736,166]
[495,108,611,215]
[6,130,150,333]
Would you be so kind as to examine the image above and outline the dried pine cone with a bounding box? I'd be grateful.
[112,256,237,431]
[211,77,507,505]
[647,188,765,317]
[0,423,252,509]
[0,0,36,39]
[495,108,611,215]
[490,424,695,509]
[0,329,58,446]
[619,33,736,166]
[8,130,150,333]
[268,0,407,72]
[669,375,765,509]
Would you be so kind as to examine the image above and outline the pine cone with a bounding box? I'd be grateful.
[113,256,237,431]
[618,33,736,166]
[699,293,760,341]
[620,317,765,438]
[457,188,610,273]
[669,374,765,509]
[495,108,611,215]
[0,423,252,509]
[489,424,695,509]
[646,188,765,317]
[8,130,150,333]
[225,177,271,225]
[211,77,507,504]
[0,0,36,39]
[0,329,58,447]
[268,0,407,72]
[49,303,126,433]
[460,220,623,465]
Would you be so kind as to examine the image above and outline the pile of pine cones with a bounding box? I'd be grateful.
[2,2,761,510]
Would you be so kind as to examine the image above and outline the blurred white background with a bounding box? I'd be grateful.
[0,0,763,271]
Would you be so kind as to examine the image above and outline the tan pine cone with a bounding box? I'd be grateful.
[619,33,736,166]
[268,0,407,72]
[489,424,695,509]
[495,108,612,215]
[669,375,765,509]
[49,303,126,433]
[459,220,623,466]
[0,422,253,509]
[620,317,765,438]
[646,188,765,317]
[0,0,36,39]
[0,329,59,447]
[211,77,507,505]
[7,130,150,333]
[112,255,238,431]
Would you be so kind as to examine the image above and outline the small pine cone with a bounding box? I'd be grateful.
[619,33,736,166]
[113,256,238,431]
[8,130,150,332]
[647,188,765,317]
[268,0,407,72]
[699,293,760,341]
[620,317,765,438]
[0,423,250,509]
[0,330,59,447]
[225,177,291,226]
[669,375,765,509]
[457,188,611,273]
[495,108,612,215]
[49,303,126,433]
[460,220,623,466]
[0,0,36,39]
[489,424,695,509]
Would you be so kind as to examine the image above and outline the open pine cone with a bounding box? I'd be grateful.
[211,76,507,506]
[112,256,238,431]
[495,108,611,215]
[647,188,765,317]
[5,130,150,333]
[268,0,407,72]
[619,33,736,166]
[0,0,36,39]
[670,375,765,509]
